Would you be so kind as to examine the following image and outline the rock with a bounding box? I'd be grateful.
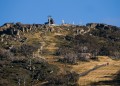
[8,45,14,49]
[86,23,110,30]
[25,27,29,32]
[1,38,3,42]
[16,30,20,36]
[3,23,14,28]
[78,53,92,61]
[86,23,98,28]
[19,37,27,43]
[22,27,25,32]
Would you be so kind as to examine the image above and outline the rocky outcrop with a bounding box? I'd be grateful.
[0,22,43,35]
[0,22,119,36]
[86,23,120,31]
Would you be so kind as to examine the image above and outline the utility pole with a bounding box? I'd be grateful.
[48,16,51,26]
[62,19,65,25]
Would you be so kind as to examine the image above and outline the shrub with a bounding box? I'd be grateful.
[0,49,13,60]
[59,53,77,64]
[11,44,38,57]
[32,61,59,81]
[44,72,79,86]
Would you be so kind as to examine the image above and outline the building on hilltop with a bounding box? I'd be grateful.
[45,16,55,26]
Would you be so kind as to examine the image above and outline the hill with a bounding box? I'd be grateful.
[0,22,120,86]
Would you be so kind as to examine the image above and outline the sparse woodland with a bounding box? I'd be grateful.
[0,23,120,86]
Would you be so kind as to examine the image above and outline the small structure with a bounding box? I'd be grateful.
[45,16,55,26]
[62,19,65,25]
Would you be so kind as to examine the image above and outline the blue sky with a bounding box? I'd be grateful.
[0,0,120,26]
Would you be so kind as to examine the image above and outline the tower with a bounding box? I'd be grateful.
[48,16,54,26]
[62,19,65,24]
[48,16,51,26]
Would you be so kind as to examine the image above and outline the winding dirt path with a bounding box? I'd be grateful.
[75,57,120,85]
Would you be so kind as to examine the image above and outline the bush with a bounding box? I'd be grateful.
[0,49,13,60]
[44,72,79,86]
[11,44,38,57]
[32,61,59,81]
[59,53,77,64]
[110,51,120,60]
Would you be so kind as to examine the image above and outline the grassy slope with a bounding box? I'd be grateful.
[76,56,120,85]
[37,27,120,85]
[29,27,119,85]
[1,25,120,85]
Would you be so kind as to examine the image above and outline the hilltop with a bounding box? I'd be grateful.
[0,22,120,86]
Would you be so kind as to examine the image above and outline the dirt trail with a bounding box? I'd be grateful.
[75,57,120,85]
[35,30,120,86]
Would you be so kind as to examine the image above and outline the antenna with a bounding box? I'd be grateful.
[48,15,51,26]
[62,19,65,24]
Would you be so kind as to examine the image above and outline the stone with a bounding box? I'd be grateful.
[86,23,97,28]
[10,29,14,35]
[29,27,32,31]
[4,42,8,45]
[16,30,20,36]
[22,27,25,32]
[25,28,29,32]
[1,38,3,42]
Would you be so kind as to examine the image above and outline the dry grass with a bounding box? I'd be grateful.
[73,56,120,85]
[45,55,120,85]
[19,28,120,86]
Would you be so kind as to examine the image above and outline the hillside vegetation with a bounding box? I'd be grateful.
[0,22,120,86]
